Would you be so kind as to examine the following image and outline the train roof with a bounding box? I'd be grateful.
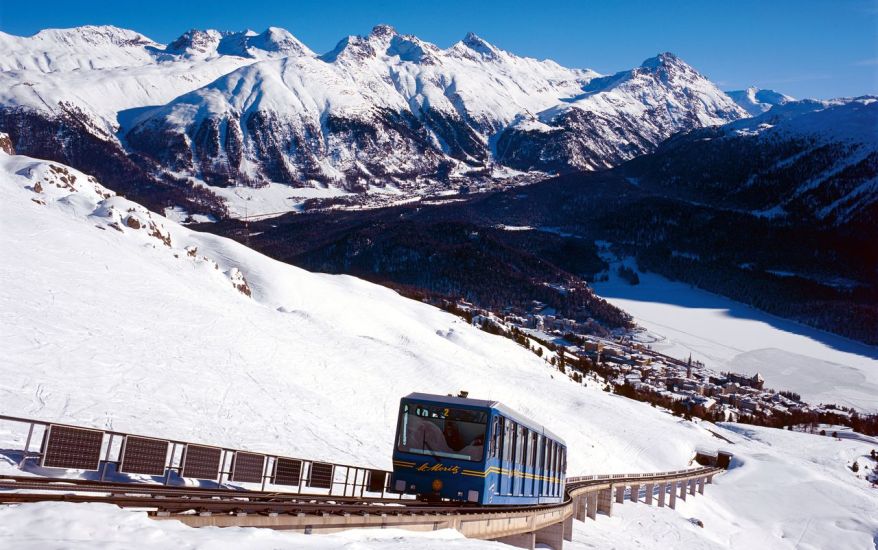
[402,392,566,445]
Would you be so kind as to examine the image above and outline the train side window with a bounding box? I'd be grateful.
[529,432,537,465]
[490,416,501,457]
[503,418,513,461]
[543,438,549,494]
[515,424,524,466]
[526,428,531,467]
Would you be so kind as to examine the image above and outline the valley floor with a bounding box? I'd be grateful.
[593,263,878,412]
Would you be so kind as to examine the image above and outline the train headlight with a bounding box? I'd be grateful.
[432,479,443,492]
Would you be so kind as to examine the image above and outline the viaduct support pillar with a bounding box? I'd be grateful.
[597,487,613,516]
[630,483,640,503]
[495,532,535,550]
[587,492,598,520]
[615,485,625,504]
[679,480,687,501]
[575,496,586,521]
[698,477,705,495]
[657,483,666,507]
[645,483,654,505]
[535,521,564,550]
[689,478,697,496]
[669,483,677,509]
[563,514,573,542]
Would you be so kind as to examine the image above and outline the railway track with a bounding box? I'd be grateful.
[0,467,719,514]
[0,468,722,548]
[0,410,725,548]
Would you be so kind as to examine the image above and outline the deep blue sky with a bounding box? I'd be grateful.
[1,0,876,98]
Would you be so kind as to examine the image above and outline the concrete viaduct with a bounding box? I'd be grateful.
[161,466,722,549]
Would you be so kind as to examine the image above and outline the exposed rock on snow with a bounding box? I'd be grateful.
[0,132,13,154]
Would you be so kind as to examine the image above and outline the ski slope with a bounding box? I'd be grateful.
[1,151,876,549]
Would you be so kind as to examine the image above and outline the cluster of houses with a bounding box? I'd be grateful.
[575,342,808,422]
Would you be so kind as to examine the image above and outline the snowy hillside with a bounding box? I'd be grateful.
[628,96,878,227]
[726,87,794,116]
[0,24,745,217]
[2,151,877,549]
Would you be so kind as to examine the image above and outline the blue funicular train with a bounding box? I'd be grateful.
[391,392,566,505]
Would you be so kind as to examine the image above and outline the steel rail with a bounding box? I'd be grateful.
[0,475,409,505]
[0,467,722,516]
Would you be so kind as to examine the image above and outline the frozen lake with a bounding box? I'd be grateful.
[592,266,878,412]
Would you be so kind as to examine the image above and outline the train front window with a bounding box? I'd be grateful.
[397,403,488,462]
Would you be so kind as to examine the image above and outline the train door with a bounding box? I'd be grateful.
[524,430,534,496]
[542,439,548,498]
[556,445,563,497]
[522,429,530,497]
[534,434,542,498]
[511,423,520,496]
[489,415,501,500]
[500,417,513,495]
[549,440,556,497]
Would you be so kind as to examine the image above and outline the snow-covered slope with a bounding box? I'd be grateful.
[726,87,794,117]
[628,96,878,227]
[0,25,158,72]
[2,151,877,549]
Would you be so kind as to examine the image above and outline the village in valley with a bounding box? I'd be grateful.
[443,298,875,436]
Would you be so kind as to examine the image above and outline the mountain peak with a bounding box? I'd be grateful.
[640,52,683,70]
[370,24,398,38]
[165,29,223,56]
[458,32,500,60]
[247,27,312,56]
[32,25,155,48]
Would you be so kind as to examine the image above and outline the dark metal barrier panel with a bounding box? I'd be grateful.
[181,444,222,480]
[119,435,170,476]
[368,469,387,493]
[309,462,334,489]
[272,457,303,486]
[0,413,401,498]
[230,452,266,483]
[41,425,103,470]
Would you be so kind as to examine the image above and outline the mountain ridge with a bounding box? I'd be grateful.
[1,24,745,217]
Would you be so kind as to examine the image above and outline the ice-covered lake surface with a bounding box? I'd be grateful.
[593,266,878,412]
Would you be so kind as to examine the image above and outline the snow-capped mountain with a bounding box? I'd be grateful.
[124,24,600,191]
[0,24,746,217]
[496,53,746,172]
[726,86,794,116]
[163,27,314,59]
[125,38,745,192]
[625,96,878,228]
[0,25,158,72]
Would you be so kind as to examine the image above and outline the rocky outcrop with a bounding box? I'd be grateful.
[0,132,13,154]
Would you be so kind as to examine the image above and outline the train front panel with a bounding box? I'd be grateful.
[391,398,492,503]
